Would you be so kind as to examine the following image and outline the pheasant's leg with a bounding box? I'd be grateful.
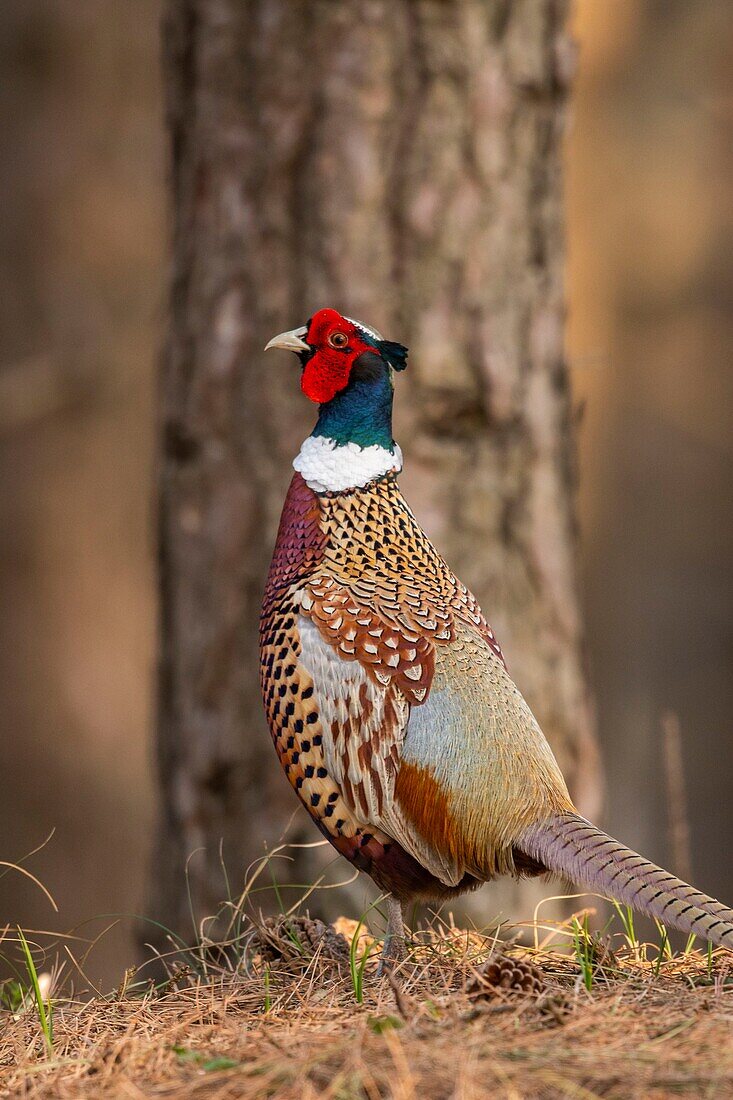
[377,895,406,976]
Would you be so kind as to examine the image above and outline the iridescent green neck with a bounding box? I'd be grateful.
[311,354,395,451]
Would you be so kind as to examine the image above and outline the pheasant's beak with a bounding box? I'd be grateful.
[264,326,310,353]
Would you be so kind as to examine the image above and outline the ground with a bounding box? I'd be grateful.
[2,908,732,1099]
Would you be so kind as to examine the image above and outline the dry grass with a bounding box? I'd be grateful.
[2,907,732,1100]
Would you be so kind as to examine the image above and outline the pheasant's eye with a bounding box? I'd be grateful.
[328,331,348,349]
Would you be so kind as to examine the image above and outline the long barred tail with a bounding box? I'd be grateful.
[519,812,733,950]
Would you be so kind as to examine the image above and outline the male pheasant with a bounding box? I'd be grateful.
[261,307,733,965]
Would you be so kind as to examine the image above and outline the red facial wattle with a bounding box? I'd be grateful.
[300,347,363,403]
[300,309,373,404]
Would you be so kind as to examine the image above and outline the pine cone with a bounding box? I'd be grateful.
[466,953,545,1001]
[255,915,350,970]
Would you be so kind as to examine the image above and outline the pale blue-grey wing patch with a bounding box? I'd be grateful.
[402,625,572,860]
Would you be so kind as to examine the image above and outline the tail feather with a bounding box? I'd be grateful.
[519,812,733,950]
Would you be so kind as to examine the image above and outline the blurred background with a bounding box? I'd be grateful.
[0,0,730,986]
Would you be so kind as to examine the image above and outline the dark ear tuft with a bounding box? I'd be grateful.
[378,340,408,371]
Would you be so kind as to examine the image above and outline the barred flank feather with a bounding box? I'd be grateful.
[519,812,733,950]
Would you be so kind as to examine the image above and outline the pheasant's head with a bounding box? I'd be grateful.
[265,307,408,404]
[266,308,408,489]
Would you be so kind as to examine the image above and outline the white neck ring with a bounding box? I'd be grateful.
[293,435,402,493]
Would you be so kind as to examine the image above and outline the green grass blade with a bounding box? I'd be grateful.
[653,922,669,977]
[17,927,53,1054]
[571,914,594,991]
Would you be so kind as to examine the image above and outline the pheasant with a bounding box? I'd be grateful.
[261,307,733,966]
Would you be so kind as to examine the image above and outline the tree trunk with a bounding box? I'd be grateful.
[151,0,602,944]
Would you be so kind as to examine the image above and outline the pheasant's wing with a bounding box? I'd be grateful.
[296,564,449,875]
[297,556,467,829]
[299,604,572,886]
[298,556,572,887]
[297,606,464,884]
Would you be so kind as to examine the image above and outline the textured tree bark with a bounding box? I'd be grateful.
[152,0,602,943]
